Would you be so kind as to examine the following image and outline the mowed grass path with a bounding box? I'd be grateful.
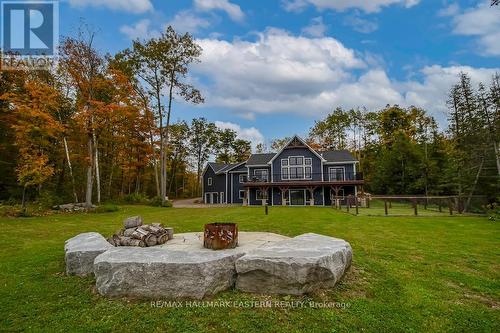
[0,206,498,332]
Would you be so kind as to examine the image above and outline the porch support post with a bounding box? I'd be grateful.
[307,186,317,206]
[279,187,288,206]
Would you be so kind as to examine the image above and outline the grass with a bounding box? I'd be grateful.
[0,205,498,332]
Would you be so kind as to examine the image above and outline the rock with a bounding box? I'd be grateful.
[94,247,244,299]
[123,216,143,229]
[235,233,352,295]
[65,232,113,276]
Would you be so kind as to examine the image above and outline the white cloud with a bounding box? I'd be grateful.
[166,10,211,34]
[282,0,420,13]
[194,0,245,22]
[192,28,499,125]
[120,19,159,40]
[302,17,328,37]
[68,0,152,13]
[343,13,378,33]
[451,1,500,56]
[214,121,264,147]
[437,3,460,17]
[402,65,499,122]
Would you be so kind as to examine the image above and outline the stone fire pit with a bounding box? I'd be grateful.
[65,226,353,299]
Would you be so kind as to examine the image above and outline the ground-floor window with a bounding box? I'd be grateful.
[239,190,245,199]
[256,189,267,200]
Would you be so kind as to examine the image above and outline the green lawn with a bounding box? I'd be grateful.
[0,206,499,332]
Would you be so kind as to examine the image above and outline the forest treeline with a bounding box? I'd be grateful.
[0,26,498,210]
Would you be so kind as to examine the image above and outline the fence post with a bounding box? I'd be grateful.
[366,197,370,208]
[384,200,388,216]
[438,200,442,212]
[448,198,453,215]
[413,199,418,216]
[265,203,268,215]
[346,196,350,213]
[355,195,359,215]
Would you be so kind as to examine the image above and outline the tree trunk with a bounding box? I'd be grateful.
[93,130,101,204]
[85,134,93,207]
[21,185,27,213]
[62,136,78,203]
[465,157,484,212]
[162,71,175,204]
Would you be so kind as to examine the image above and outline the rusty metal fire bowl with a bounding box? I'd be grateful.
[203,223,238,250]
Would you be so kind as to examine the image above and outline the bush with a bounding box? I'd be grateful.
[122,193,150,205]
[149,196,173,207]
[484,202,500,221]
[94,204,120,213]
[37,191,64,210]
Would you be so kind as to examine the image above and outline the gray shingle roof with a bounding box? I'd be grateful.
[207,162,228,173]
[320,150,357,163]
[246,153,275,166]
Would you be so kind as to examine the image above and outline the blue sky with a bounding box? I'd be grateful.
[58,0,499,146]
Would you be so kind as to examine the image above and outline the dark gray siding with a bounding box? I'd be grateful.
[271,147,322,182]
[203,166,226,203]
[230,172,246,204]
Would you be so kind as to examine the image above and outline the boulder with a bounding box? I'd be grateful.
[235,233,352,295]
[65,232,113,276]
[94,247,244,299]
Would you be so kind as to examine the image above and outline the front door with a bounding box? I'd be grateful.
[290,190,305,206]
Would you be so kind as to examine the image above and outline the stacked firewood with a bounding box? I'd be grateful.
[107,215,173,247]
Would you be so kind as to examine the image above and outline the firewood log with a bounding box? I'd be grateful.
[157,233,168,245]
[152,222,164,228]
[131,228,149,240]
[107,237,116,246]
[115,229,124,236]
[120,236,145,247]
[123,228,136,237]
[112,234,121,246]
[147,225,162,234]
[145,234,157,247]
[165,227,174,240]
[123,216,143,229]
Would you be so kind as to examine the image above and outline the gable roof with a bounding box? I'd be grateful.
[320,150,357,163]
[246,153,275,166]
[207,162,227,173]
[269,135,326,164]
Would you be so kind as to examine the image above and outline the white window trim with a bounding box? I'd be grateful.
[328,167,346,181]
[253,169,269,181]
[281,156,313,180]
[208,177,213,186]
[239,174,247,183]
[239,190,245,199]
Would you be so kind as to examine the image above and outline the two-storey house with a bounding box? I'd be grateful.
[202,135,364,206]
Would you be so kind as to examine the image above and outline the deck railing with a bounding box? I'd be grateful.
[244,172,363,183]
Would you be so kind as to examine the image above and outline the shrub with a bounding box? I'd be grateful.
[149,196,173,207]
[37,191,64,210]
[94,204,120,213]
[122,193,150,204]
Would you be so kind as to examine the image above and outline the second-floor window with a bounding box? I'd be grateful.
[281,156,312,180]
[239,174,248,183]
[208,177,213,186]
[329,167,345,181]
[253,169,268,181]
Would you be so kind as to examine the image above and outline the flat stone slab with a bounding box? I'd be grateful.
[94,247,244,299]
[160,232,290,254]
[64,232,113,276]
[235,233,352,295]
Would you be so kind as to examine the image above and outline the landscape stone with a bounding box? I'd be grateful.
[235,233,352,295]
[94,247,244,299]
[64,232,113,276]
